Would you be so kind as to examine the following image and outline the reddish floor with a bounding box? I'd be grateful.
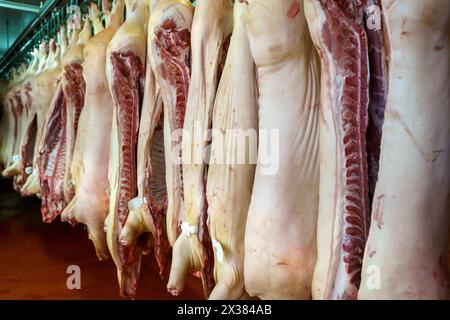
[0,179,203,300]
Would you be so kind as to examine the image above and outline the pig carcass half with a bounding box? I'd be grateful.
[18,48,46,191]
[2,46,42,185]
[2,72,29,188]
[105,0,148,298]
[242,0,320,299]
[168,0,233,298]
[19,28,69,190]
[205,0,258,300]
[121,0,193,275]
[0,85,18,170]
[359,0,450,299]
[305,0,392,299]
[21,39,63,197]
[15,43,49,192]
[61,0,125,261]
[38,20,91,222]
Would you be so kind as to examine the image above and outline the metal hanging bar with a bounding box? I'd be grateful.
[0,0,66,77]
[0,0,40,13]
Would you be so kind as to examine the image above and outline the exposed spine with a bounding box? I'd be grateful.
[110,51,144,297]
[319,0,370,297]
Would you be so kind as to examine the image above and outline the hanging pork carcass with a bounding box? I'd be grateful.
[21,32,75,197]
[61,0,125,261]
[0,68,24,172]
[37,19,92,222]
[205,0,259,300]
[358,0,450,299]
[18,45,51,193]
[168,0,233,298]
[1,66,27,182]
[105,0,149,298]
[242,0,321,299]
[1,66,28,175]
[305,0,450,300]
[17,27,69,191]
[2,45,44,186]
[120,0,193,276]
[304,0,373,299]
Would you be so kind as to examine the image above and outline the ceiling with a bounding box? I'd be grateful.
[0,0,41,59]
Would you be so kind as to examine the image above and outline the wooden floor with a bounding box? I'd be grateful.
[0,179,203,300]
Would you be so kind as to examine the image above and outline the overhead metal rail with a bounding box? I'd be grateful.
[0,0,40,13]
[0,0,68,78]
